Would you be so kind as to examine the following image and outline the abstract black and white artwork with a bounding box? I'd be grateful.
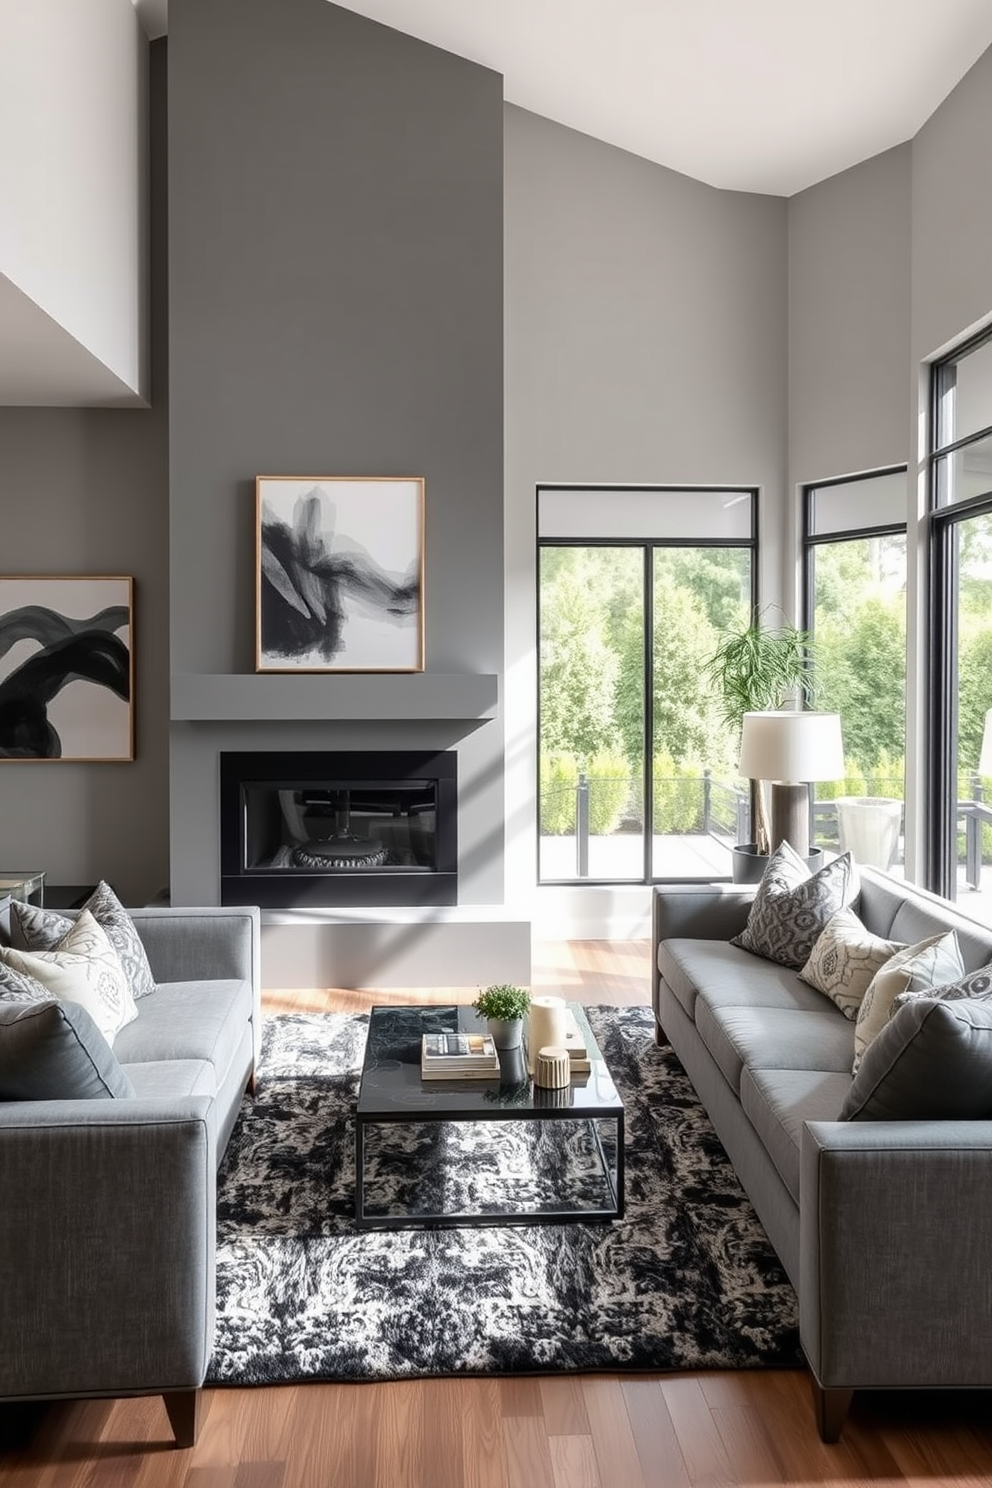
[0,576,133,762]
[256,477,424,672]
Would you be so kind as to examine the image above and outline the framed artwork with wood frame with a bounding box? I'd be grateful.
[256,476,425,673]
[0,575,134,762]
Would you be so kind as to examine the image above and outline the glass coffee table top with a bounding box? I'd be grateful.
[357,1002,622,1118]
[355,1003,625,1229]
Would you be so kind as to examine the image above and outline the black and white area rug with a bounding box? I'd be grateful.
[207,1006,802,1385]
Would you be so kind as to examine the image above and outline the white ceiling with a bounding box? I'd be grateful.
[134,0,992,196]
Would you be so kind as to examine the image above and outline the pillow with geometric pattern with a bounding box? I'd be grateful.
[799,907,905,1020]
[892,961,992,1012]
[731,841,859,971]
[10,880,155,1001]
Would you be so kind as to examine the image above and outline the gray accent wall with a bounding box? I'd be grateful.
[166,0,505,904]
[503,106,789,920]
[787,145,912,489]
[0,42,169,907]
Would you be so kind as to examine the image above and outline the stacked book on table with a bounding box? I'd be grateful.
[420,1031,500,1081]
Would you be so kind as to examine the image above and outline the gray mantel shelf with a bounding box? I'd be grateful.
[170,672,498,722]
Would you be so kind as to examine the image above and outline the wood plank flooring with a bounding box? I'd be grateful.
[3,940,992,1486]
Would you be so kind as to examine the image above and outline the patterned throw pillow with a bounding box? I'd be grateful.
[730,841,859,971]
[799,907,905,1020]
[0,910,138,1047]
[851,931,964,1074]
[0,959,53,1005]
[892,961,992,1011]
[10,880,155,1001]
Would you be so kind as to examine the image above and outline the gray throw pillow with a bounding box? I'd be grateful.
[731,841,859,970]
[0,999,134,1101]
[842,998,992,1121]
[10,880,156,1001]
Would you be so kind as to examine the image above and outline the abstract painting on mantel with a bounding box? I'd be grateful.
[0,575,133,762]
[255,476,425,673]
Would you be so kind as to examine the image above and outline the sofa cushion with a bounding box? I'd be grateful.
[799,907,905,1020]
[10,881,156,1001]
[694,998,855,1095]
[740,1066,852,1202]
[0,999,134,1101]
[0,911,138,1047]
[658,939,828,1021]
[731,842,858,970]
[123,1058,217,1100]
[852,931,963,1073]
[842,998,992,1120]
[112,978,253,1086]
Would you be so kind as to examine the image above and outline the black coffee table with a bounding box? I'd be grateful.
[355,1002,625,1229]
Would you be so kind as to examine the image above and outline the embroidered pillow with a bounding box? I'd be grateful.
[851,931,964,1074]
[842,997,992,1121]
[799,907,905,1019]
[0,910,137,1047]
[892,961,992,1011]
[0,999,134,1101]
[730,841,859,970]
[10,880,155,1001]
[0,959,53,1005]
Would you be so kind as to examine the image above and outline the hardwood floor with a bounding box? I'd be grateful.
[4,940,992,1486]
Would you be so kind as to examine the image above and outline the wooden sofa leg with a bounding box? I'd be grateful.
[163,1388,201,1447]
[653,1021,670,1047]
[811,1380,853,1442]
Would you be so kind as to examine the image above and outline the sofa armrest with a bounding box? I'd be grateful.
[652,884,757,1005]
[129,906,262,1076]
[800,1119,992,1391]
[0,1098,216,1401]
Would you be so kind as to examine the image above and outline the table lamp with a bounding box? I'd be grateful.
[738,711,845,859]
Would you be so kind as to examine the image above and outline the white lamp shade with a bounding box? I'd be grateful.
[738,710,845,783]
[980,709,992,776]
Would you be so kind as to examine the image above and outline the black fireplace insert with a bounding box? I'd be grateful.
[220,750,457,908]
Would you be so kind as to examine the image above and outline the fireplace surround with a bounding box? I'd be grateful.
[220,750,457,908]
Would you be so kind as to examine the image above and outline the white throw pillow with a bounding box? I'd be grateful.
[852,930,964,1074]
[0,910,137,1047]
[799,907,905,1020]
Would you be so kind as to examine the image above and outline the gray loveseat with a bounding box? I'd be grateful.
[652,865,992,1440]
[0,903,260,1447]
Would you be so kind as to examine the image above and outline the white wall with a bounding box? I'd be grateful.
[0,0,148,403]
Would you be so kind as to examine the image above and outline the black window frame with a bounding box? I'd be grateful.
[536,484,758,887]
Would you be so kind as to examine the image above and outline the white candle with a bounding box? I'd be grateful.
[527,995,568,1073]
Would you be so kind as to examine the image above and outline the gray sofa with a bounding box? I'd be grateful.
[652,865,992,1441]
[0,904,261,1447]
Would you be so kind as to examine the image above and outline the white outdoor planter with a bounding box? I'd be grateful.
[836,797,902,871]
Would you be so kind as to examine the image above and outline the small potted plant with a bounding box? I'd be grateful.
[473,984,531,1050]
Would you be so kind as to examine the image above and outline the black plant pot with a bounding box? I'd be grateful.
[731,844,824,885]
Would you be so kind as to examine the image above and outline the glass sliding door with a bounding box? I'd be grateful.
[537,487,756,884]
[803,470,907,874]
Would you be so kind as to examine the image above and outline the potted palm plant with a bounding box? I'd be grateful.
[704,611,820,882]
[473,984,531,1050]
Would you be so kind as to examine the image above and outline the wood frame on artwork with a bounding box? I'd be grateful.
[0,574,134,762]
[255,476,425,674]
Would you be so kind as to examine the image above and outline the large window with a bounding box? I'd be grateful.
[928,328,992,908]
[802,470,908,875]
[537,487,756,884]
